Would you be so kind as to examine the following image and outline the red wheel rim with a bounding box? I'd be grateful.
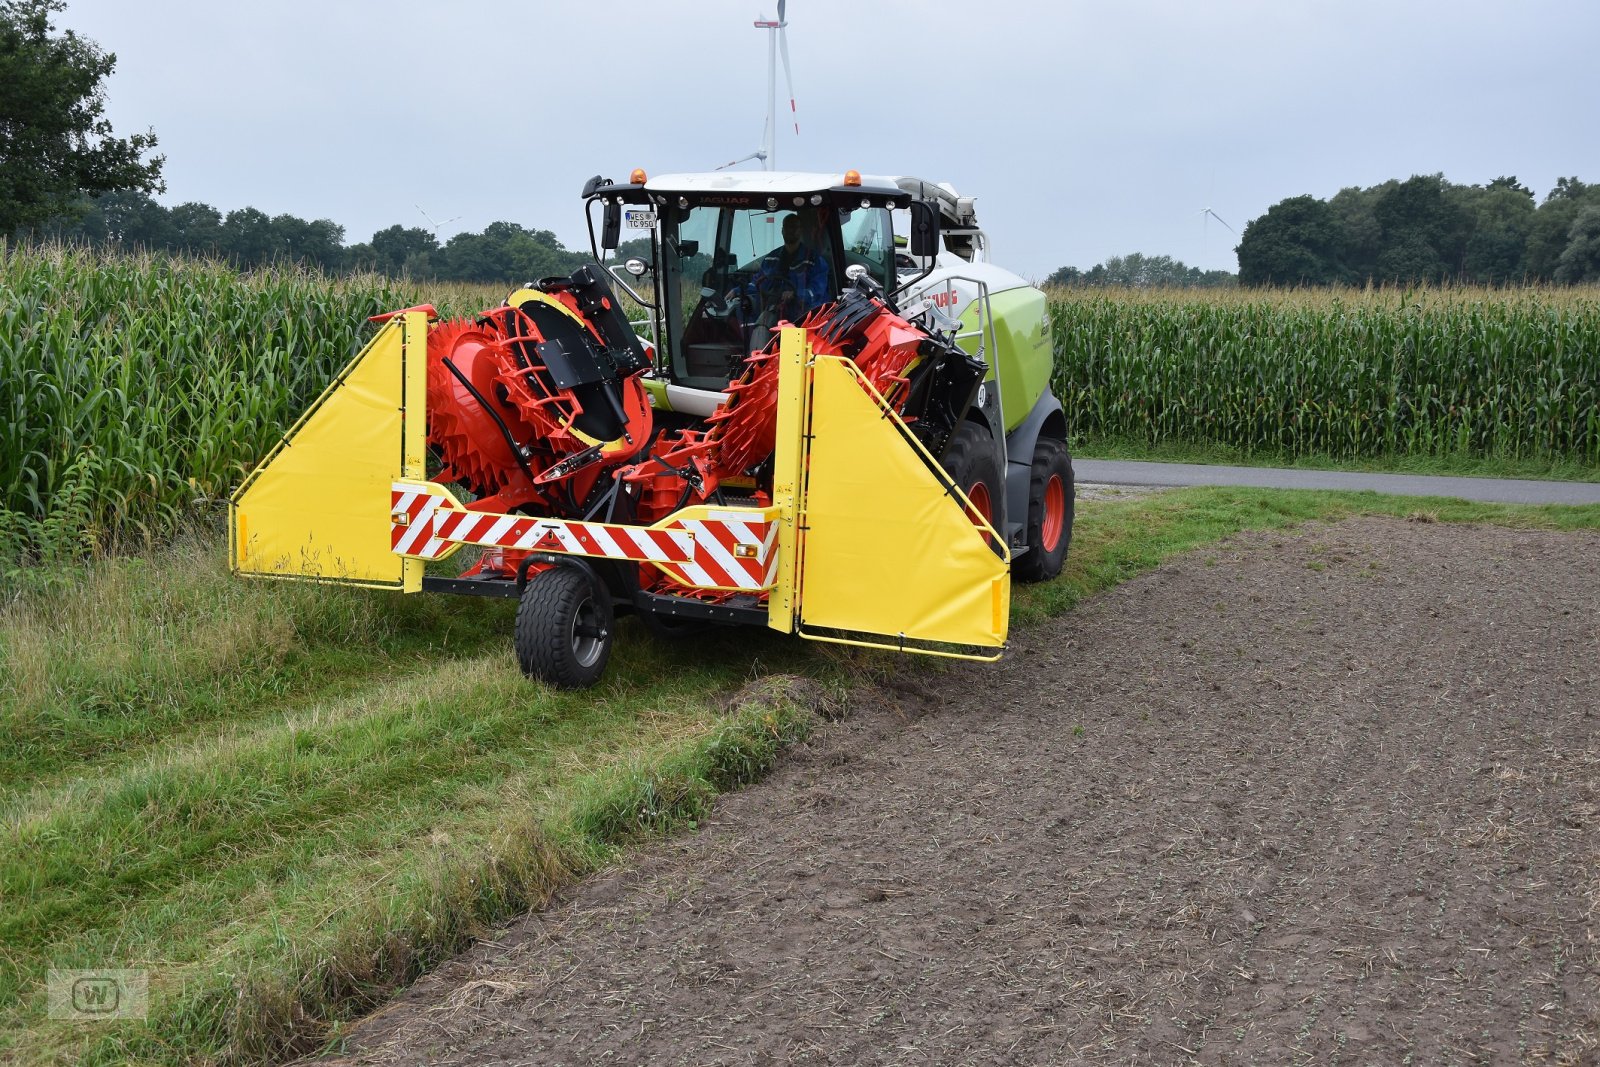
[966,481,993,527]
[1041,474,1066,552]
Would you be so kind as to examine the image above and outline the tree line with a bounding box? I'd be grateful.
[23,190,593,283]
[2,1,590,285]
[1235,174,1600,287]
[1046,253,1236,289]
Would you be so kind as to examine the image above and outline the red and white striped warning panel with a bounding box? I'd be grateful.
[389,483,777,591]
[655,512,781,592]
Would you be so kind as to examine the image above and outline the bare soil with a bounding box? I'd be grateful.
[325,518,1600,1066]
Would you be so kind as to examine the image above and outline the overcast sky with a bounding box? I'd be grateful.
[55,0,1600,280]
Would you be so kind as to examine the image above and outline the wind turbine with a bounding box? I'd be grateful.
[416,204,462,240]
[717,1,798,171]
[1198,207,1235,235]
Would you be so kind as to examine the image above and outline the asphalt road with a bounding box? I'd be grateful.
[1074,458,1600,506]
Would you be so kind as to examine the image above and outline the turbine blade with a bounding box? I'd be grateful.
[779,29,798,135]
[778,0,786,24]
[1211,211,1236,233]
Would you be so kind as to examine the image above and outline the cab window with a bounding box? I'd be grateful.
[840,205,894,289]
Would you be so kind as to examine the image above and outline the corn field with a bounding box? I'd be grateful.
[1050,286,1600,463]
[5,246,1599,561]
[0,245,501,555]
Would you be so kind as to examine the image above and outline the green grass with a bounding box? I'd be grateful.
[0,539,827,1065]
[1074,435,1600,483]
[4,488,1599,1065]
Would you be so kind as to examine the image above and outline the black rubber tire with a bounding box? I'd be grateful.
[1013,436,1075,583]
[514,566,614,689]
[940,421,1004,554]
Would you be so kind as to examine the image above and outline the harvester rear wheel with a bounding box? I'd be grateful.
[515,566,614,689]
[941,421,1003,552]
[1013,436,1074,583]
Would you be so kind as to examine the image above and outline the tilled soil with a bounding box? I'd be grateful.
[327,518,1600,1066]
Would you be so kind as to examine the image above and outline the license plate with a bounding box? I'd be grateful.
[625,209,657,229]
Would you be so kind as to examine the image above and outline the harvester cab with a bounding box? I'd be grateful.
[585,169,1072,577]
[230,169,1073,688]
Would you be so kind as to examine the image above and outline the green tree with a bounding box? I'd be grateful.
[1236,195,1346,286]
[1525,177,1598,280]
[0,0,164,234]
[1372,174,1470,283]
[612,236,652,262]
[97,189,173,246]
[166,201,223,254]
[439,221,585,284]
[269,213,344,270]
[1045,265,1083,287]
[369,224,437,276]
[220,206,274,265]
[1554,206,1600,283]
[1456,177,1536,284]
[1045,255,1235,289]
[1327,181,1394,283]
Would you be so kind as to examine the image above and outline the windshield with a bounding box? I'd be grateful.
[657,202,892,390]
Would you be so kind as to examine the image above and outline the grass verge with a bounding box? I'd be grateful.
[3,487,1598,1064]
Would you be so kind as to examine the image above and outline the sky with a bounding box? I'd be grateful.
[54,0,1600,281]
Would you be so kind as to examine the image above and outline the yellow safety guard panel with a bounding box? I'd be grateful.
[229,312,428,590]
[788,350,1010,658]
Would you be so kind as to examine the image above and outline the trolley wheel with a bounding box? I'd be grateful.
[514,566,614,688]
[1013,436,1075,582]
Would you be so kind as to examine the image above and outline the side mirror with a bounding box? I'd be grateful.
[601,201,622,251]
[909,201,941,259]
[677,239,699,258]
[623,257,649,277]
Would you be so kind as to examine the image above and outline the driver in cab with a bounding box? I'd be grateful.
[733,213,830,329]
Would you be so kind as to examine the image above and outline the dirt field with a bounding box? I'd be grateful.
[325,517,1600,1065]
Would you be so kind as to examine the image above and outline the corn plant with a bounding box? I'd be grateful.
[0,244,482,551]
[1049,286,1600,464]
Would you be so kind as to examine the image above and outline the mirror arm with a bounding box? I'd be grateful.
[583,199,604,264]
[889,257,937,304]
[605,264,657,309]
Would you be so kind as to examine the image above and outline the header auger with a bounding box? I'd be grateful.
[231,170,1073,688]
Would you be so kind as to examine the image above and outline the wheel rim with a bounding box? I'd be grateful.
[1041,474,1066,552]
[569,595,605,668]
[966,481,993,527]
[965,480,996,549]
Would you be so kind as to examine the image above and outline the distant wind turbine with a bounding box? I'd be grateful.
[416,204,462,239]
[1198,207,1235,234]
[717,0,798,171]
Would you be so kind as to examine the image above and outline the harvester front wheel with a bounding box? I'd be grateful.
[515,566,614,689]
[1013,436,1074,583]
[941,421,1003,551]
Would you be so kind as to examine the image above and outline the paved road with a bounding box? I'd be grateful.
[1075,458,1600,505]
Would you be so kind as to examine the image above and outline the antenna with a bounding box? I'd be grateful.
[720,2,797,171]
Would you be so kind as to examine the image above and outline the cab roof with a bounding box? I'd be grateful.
[644,171,903,197]
[584,170,979,230]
